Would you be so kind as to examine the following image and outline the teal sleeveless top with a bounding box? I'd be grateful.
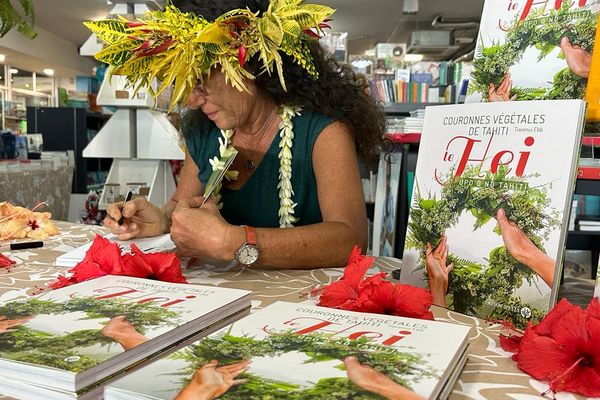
[184,111,335,228]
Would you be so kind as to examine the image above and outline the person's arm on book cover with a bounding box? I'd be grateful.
[496,208,555,287]
[425,236,452,308]
[175,359,251,400]
[344,356,426,400]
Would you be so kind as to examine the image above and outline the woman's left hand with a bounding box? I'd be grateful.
[170,197,236,260]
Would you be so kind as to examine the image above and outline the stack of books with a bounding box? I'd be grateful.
[0,276,251,399]
[104,302,470,400]
[576,215,600,232]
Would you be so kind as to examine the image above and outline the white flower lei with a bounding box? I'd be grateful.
[213,105,301,228]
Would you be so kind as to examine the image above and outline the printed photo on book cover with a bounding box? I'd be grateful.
[400,100,584,329]
[467,0,600,103]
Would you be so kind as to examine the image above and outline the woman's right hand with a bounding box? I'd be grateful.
[104,197,166,240]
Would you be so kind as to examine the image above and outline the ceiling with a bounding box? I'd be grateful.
[27,0,485,63]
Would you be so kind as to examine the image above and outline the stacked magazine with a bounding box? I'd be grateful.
[401,100,585,329]
[104,302,471,400]
[0,275,251,399]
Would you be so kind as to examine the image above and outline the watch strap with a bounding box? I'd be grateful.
[244,225,257,246]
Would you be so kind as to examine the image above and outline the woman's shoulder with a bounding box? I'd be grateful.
[294,109,336,135]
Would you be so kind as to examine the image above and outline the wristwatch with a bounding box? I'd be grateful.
[234,225,259,266]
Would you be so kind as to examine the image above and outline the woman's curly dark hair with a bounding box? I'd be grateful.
[173,0,386,161]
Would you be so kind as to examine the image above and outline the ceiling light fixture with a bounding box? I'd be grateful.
[0,54,5,63]
[43,68,55,76]
[403,0,418,15]
[9,68,18,74]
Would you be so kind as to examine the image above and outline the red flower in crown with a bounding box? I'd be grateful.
[500,298,600,398]
[51,235,187,289]
[317,246,433,320]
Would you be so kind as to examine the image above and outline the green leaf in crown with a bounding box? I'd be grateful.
[469,4,597,101]
[405,165,560,329]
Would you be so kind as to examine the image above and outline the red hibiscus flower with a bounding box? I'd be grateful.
[317,246,376,310]
[500,298,600,398]
[129,244,187,283]
[317,246,433,320]
[358,281,434,320]
[50,235,187,288]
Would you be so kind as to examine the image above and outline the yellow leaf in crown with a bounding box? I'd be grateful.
[84,19,129,45]
[196,21,231,44]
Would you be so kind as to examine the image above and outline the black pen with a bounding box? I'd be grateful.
[4,241,44,250]
[118,191,133,226]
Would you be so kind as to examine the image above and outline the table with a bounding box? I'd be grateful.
[0,165,74,221]
[0,221,593,400]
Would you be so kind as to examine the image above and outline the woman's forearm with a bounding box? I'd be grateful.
[222,221,365,269]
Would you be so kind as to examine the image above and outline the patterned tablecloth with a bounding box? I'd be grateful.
[0,166,74,221]
[0,221,592,400]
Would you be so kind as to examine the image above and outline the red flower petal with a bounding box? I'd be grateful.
[0,253,16,268]
[131,245,187,284]
[499,334,522,353]
[344,245,374,289]
[84,235,123,275]
[121,252,153,278]
[49,275,77,289]
[316,280,360,310]
[586,298,600,321]
[514,329,574,380]
[534,298,576,337]
[547,305,588,347]
[358,282,434,320]
[71,260,108,282]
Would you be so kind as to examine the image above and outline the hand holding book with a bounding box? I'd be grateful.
[495,208,555,287]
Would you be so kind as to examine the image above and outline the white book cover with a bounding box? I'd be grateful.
[55,234,176,267]
[105,302,470,400]
[595,265,600,298]
[401,100,585,329]
[0,276,250,393]
[467,0,600,103]
[372,152,402,257]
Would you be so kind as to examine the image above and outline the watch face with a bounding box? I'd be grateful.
[237,244,259,265]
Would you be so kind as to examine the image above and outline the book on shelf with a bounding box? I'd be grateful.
[0,275,251,395]
[467,0,600,106]
[595,263,600,299]
[578,158,600,179]
[104,302,471,400]
[55,233,176,268]
[400,99,585,329]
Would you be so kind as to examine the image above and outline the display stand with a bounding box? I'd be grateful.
[83,74,184,210]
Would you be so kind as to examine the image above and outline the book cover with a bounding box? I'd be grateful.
[595,264,600,298]
[400,100,585,328]
[467,0,600,104]
[105,302,470,400]
[0,275,251,393]
[372,152,402,257]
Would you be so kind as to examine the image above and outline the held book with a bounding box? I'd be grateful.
[0,275,251,394]
[400,100,585,329]
[466,0,600,105]
[104,302,471,400]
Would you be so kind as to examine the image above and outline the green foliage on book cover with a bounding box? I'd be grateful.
[169,331,438,399]
[406,165,560,328]
[0,297,177,372]
[469,4,596,101]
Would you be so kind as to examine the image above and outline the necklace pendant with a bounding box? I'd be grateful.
[245,159,256,170]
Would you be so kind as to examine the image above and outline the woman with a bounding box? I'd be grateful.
[94,0,386,268]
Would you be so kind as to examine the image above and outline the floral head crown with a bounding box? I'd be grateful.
[85,0,334,110]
